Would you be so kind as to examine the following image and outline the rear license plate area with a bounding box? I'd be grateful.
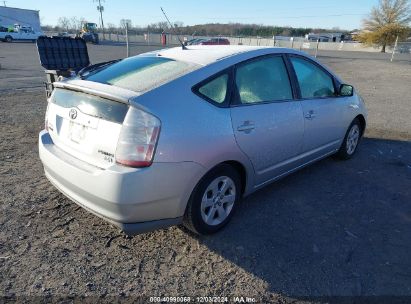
[69,121,88,143]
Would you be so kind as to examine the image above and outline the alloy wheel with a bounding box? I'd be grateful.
[346,124,360,155]
[200,176,236,226]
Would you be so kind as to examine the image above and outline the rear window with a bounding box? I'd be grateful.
[51,88,128,124]
[84,56,199,93]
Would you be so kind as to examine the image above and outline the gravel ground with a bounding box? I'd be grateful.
[0,42,410,303]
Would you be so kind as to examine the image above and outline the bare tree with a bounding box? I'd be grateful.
[157,21,168,32]
[120,19,132,29]
[173,21,184,28]
[58,17,71,32]
[360,0,411,52]
[107,23,116,32]
[70,17,86,32]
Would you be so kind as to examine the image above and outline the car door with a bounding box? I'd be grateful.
[288,55,348,159]
[19,29,26,40]
[21,29,29,40]
[27,30,35,40]
[230,55,304,186]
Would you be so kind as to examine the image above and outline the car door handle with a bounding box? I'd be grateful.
[304,111,316,120]
[237,121,255,133]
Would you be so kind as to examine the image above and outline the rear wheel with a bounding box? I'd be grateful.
[335,118,362,160]
[183,164,241,235]
[5,36,12,43]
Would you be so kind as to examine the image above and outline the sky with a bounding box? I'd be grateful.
[3,0,379,30]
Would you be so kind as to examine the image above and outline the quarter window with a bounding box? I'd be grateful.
[197,73,229,104]
[235,56,292,104]
[290,57,335,99]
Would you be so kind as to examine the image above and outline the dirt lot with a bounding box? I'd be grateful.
[1,42,410,303]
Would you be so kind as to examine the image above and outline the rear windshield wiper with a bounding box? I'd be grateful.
[78,59,121,79]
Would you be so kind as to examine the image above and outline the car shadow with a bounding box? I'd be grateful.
[190,137,411,299]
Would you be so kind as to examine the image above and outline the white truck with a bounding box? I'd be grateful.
[0,25,44,42]
[0,6,44,42]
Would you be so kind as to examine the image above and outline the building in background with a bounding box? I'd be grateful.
[305,32,350,42]
[0,6,41,32]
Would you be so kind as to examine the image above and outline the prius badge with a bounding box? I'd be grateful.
[69,108,78,120]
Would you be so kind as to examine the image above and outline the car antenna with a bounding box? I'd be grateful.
[160,7,187,50]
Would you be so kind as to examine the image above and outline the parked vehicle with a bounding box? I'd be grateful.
[184,38,206,46]
[57,32,71,38]
[76,22,99,44]
[0,25,43,42]
[306,33,348,42]
[39,46,367,235]
[199,38,230,45]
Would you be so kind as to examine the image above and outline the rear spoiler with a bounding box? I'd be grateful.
[53,81,132,105]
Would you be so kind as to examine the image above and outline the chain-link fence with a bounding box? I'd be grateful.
[98,31,182,46]
[100,31,410,51]
[40,29,398,63]
[43,29,411,60]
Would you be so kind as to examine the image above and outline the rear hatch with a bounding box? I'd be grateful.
[46,86,129,169]
[45,55,200,169]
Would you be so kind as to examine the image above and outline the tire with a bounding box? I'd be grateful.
[183,164,242,235]
[335,118,362,160]
[5,36,12,43]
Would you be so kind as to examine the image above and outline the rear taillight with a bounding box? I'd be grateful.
[115,107,161,168]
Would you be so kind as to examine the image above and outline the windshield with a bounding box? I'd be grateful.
[84,56,199,93]
[86,23,97,30]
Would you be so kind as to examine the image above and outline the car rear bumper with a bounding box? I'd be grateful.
[38,130,205,235]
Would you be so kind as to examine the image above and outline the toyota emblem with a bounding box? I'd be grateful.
[69,109,78,120]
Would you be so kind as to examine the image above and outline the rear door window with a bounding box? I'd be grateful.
[235,56,293,104]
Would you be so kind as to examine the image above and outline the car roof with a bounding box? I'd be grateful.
[154,45,291,66]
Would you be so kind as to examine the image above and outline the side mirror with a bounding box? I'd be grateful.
[339,84,354,97]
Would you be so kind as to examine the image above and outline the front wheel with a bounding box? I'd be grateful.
[5,36,12,43]
[183,164,241,235]
[335,118,362,160]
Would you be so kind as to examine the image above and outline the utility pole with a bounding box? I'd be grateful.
[391,35,399,62]
[94,0,105,40]
[125,22,129,58]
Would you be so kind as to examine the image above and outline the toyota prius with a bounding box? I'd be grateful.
[39,46,367,235]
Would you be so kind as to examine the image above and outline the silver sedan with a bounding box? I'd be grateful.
[39,46,367,235]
